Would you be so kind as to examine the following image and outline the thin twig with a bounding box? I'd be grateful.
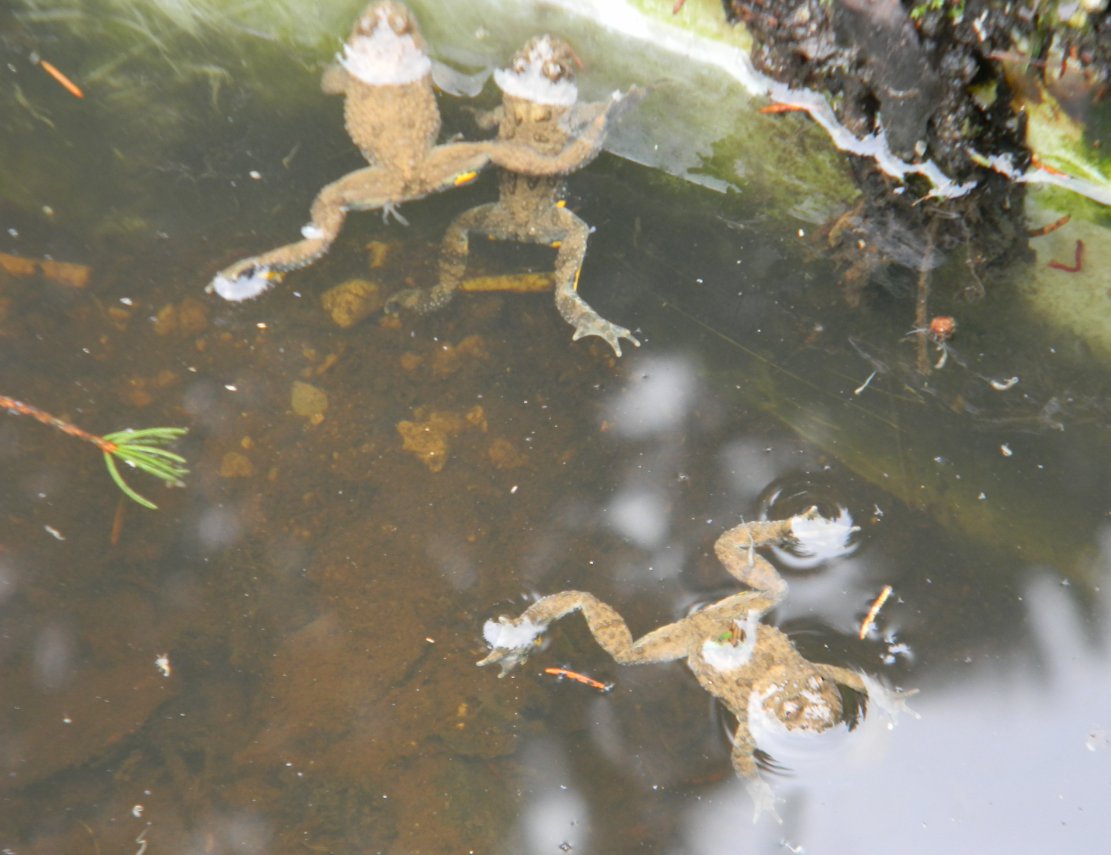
[1,395,187,510]
[914,223,937,375]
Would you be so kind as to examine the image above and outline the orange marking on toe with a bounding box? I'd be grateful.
[1027,214,1070,238]
[453,170,479,186]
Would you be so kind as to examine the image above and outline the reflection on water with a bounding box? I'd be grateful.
[512,739,589,852]
[3,16,1111,855]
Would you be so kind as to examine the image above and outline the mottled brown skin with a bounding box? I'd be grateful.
[479,510,882,818]
[215,3,616,288]
[387,37,640,356]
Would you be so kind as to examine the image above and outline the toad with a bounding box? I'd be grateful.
[478,508,914,820]
[210,2,624,301]
[386,35,641,356]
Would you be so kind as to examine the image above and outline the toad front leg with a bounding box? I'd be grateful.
[210,143,490,301]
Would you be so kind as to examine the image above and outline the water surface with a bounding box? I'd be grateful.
[1,10,1109,854]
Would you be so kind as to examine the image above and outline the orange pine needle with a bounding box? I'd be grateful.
[1026,214,1070,238]
[1029,154,1067,178]
[759,103,807,114]
[544,667,613,693]
[1047,239,1084,273]
[39,59,84,99]
[859,585,893,640]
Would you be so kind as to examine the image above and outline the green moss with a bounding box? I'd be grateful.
[910,0,965,23]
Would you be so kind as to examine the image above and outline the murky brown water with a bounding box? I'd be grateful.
[3,5,1111,854]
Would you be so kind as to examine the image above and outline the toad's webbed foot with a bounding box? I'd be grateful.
[570,314,641,357]
[386,201,496,317]
[208,263,284,302]
[745,777,783,824]
[383,283,455,316]
[477,615,549,677]
[209,225,334,302]
[383,286,424,315]
[859,673,920,722]
[208,166,397,301]
[556,275,641,357]
[209,215,338,300]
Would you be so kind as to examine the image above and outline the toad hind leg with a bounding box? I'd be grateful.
[479,590,694,675]
[212,166,400,297]
[550,207,640,357]
[212,146,490,301]
[385,202,497,314]
[388,205,639,362]
[725,682,783,822]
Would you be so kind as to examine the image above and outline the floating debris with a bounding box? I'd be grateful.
[38,58,85,99]
[859,585,893,640]
[1047,240,1084,273]
[544,666,614,693]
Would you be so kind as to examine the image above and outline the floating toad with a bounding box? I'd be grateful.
[386,35,641,356]
[210,2,623,301]
[478,508,914,820]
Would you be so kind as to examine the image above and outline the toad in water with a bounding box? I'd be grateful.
[478,508,914,820]
[387,35,641,356]
[210,2,623,301]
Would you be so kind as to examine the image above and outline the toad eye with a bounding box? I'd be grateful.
[388,12,410,35]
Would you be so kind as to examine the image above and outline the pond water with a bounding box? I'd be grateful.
[2,7,1110,855]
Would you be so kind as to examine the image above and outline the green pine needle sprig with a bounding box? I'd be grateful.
[102,427,189,510]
